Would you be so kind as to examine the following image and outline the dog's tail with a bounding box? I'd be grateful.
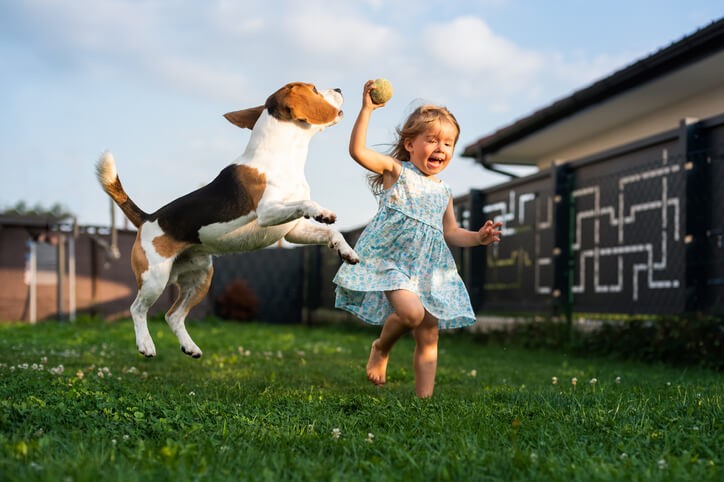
[95,151,149,228]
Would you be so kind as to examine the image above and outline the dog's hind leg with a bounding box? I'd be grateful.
[284,219,360,264]
[165,254,213,358]
[130,225,186,357]
[130,264,173,358]
[129,231,175,357]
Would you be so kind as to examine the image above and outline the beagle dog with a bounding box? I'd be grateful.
[96,82,359,358]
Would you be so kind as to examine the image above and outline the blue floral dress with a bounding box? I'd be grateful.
[334,162,476,329]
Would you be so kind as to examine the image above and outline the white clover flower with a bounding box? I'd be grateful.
[366,433,375,443]
[571,377,577,386]
[97,371,104,378]
[658,459,667,470]
[620,453,628,459]
[590,378,597,385]
[76,370,84,379]
[189,391,196,397]
[552,376,558,385]
[615,376,621,384]
[468,370,477,378]
[331,428,341,440]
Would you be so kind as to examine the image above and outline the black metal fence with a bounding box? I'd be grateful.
[462,115,724,317]
[213,114,724,323]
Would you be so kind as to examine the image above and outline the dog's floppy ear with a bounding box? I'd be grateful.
[224,106,265,130]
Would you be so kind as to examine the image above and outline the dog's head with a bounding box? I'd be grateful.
[224,82,343,131]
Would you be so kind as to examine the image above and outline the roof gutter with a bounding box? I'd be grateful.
[476,150,519,178]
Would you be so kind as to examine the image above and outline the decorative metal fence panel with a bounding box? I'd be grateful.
[697,117,724,313]
[470,115,724,316]
[565,135,686,314]
[469,172,559,313]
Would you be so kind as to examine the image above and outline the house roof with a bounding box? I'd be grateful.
[462,18,724,165]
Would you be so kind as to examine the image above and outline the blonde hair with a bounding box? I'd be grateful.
[368,104,460,194]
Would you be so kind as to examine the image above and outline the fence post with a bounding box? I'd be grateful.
[56,233,66,322]
[468,189,486,312]
[552,162,574,340]
[682,118,709,312]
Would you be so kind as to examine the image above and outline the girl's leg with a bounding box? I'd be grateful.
[412,311,439,398]
[366,290,425,386]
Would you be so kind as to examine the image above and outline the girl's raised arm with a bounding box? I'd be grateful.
[349,81,397,176]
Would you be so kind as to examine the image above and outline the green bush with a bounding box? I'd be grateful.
[472,316,723,370]
[574,316,723,370]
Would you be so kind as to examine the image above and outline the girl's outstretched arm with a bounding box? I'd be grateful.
[349,80,398,177]
[442,199,503,247]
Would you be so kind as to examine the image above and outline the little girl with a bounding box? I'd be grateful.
[334,80,503,398]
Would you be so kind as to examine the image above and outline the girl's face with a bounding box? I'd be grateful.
[404,121,458,177]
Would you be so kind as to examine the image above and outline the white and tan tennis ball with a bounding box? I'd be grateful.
[370,78,393,104]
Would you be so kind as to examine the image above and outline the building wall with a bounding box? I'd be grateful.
[540,83,724,168]
[0,226,211,322]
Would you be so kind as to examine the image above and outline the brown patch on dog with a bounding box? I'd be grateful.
[266,82,339,125]
[224,105,265,130]
[234,165,266,209]
[152,234,190,259]
[131,230,149,289]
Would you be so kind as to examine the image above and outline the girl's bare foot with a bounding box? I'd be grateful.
[366,339,389,386]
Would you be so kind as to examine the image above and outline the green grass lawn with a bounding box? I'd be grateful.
[0,318,721,481]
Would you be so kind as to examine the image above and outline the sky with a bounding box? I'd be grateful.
[1,0,722,231]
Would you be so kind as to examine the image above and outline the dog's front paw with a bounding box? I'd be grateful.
[312,209,336,224]
[314,213,336,224]
[341,248,360,264]
[302,201,337,224]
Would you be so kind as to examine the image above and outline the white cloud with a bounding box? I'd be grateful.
[285,7,401,63]
[423,16,543,76]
